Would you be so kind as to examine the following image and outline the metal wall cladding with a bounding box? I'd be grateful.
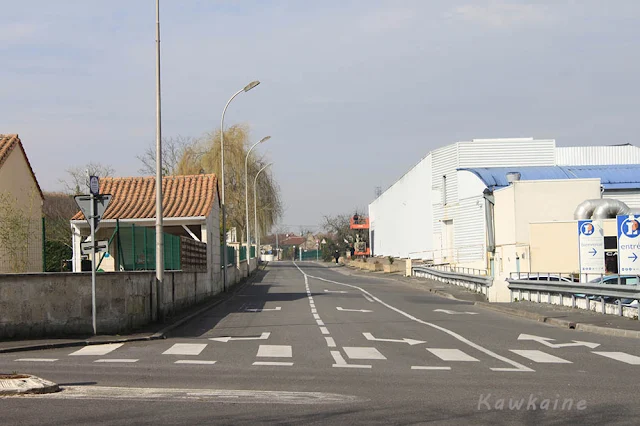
[603,191,640,209]
[556,146,640,166]
[369,154,433,258]
[453,196,487,264]
[457,139,556,168]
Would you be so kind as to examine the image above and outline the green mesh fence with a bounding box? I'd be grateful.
[118,224,181,271]
[239,246,247,262]
[300,249,320,261]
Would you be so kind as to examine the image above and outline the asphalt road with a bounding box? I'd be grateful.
[2,261,640,425]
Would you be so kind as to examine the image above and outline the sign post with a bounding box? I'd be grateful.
[617,215,640,275]
[577,220,605,278]
[89,178,97,335]
[73,177,112,336]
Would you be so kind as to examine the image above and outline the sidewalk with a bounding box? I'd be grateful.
[0,265,265,354]
[318,261,640,340]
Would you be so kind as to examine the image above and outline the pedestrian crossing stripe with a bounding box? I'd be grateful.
[509,350,572,364]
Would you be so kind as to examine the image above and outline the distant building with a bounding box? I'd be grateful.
[0,134,44,273]
[369,138,640,271]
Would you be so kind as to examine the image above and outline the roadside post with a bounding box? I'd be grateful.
[577,219,605,281]
[74,177,112,335]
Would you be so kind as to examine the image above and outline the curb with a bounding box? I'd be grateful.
[0,375,60,396]
[0,264,268,354]
[476,302,640,339]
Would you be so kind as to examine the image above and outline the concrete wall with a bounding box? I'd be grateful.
[0,265,252,339]
[529,219,617,273]
[0,145,43,273]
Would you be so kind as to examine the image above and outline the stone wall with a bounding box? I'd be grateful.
[0,261,257,340]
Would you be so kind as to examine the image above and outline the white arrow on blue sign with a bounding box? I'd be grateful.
[577,220,605,274]
[617,215,640,274]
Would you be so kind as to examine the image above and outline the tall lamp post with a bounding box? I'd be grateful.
[220,80,260,292]
[155,0,164,320]
[253,162,273,261]
[245,136,270,261]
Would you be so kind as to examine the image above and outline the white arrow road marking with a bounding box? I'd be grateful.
[336,307,372,313]
[324,289,347,294]
[209,332,271,343]
[293,262,533,372]
[244,307,281,312]
[517,334,600,349]
[362,332,425,346]
[433,309,478,315]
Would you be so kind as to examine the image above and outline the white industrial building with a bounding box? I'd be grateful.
[368,138,640,270]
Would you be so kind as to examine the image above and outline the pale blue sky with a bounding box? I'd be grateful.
[2,1,639,231]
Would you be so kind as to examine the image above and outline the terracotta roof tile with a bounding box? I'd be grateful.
[0,134,44,199]
[71,174,218,221]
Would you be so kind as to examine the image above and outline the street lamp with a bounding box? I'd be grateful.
[245,136,270,261]
[254,162,273,261]
[220,80,260,292]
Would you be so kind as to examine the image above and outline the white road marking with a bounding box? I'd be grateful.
[517,334,600,349]
[331,351,371,369]
[69,343,124,356]
[309,297,314,302]
[363,294,374,302]
[30,386,363,404]
[509,350,572,364]
[257,345,292,358]
[592,351,640,365]
[253,361,294,366]
[320,327,330,335]
[311,308,317,313]
[245,307,282,312]
[411,366,451,371]
[313,313,321,320]
[343,347,387,360]
[427,348,479,362]
[362,332,425,346]
[293,263,533,372]
[174,360,217,365]
[324,290,348,294]
[325,337,336,347]
[15,358,58,362]
[94,359,138,363]
[433,309,478,315]
[209,332,271,343]
[316,320,325,326]
[336,307,372,313]
[163,343,207,356]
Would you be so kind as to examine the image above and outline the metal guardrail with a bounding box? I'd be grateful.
[412,265,493,296]
[507,279,640,320]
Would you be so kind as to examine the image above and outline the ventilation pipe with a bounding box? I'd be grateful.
[574,199,630,220]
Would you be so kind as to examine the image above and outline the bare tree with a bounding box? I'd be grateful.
[60,162,115,195]
[137,135,197,176]
[43,192,78,249]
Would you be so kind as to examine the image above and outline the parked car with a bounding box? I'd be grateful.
[589,275,639,306]
[513,273,576,282]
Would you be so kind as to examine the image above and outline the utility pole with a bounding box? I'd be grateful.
[155,0,164,319]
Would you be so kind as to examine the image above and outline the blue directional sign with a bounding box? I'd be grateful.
[617,215,640,274]
[578,220,605,274]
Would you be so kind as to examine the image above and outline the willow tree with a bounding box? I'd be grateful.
[177,124,283,242]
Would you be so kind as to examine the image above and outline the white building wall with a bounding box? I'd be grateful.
[556,145,640,166]
[369,154,433,258]
[603,190,640,209]
[458,138,556,168]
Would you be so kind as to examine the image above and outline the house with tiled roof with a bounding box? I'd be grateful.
[0,134,44,273]
[70,174,220,283]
